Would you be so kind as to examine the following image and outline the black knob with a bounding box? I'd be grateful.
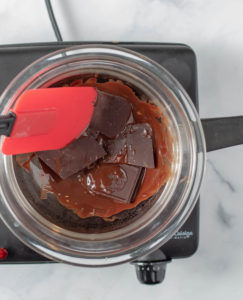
[134,261,167,285]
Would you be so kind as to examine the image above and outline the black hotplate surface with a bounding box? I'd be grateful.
[0,42,199,263]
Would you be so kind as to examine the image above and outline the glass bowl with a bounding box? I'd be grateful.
[0,45,206,266]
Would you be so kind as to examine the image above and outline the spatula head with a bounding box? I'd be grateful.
[2,87,97,155]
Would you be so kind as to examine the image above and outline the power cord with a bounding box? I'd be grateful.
[44,0,63,41]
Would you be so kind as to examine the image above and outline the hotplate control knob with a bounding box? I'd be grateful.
[0,248,8,260]
[133,261,168,285]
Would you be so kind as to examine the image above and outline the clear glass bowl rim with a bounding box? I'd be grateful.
[0,44,206,266]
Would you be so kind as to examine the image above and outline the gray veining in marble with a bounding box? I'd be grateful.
[0,0,243,299]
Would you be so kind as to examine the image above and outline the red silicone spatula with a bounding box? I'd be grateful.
[0,87,97,155]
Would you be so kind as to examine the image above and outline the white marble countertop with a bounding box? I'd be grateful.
[1,0,243,299]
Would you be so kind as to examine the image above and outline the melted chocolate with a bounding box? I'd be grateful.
[15,78,173,220]
[79,78,173,205]
[16,153,35,172]
[85,164,143,203]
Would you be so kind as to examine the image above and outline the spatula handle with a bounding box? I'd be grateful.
[0,112,16,136]
[201,116,243,151]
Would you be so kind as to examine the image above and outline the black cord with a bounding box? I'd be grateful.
[44,0,63,41]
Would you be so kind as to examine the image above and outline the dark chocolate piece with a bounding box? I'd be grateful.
[86,164,143,204]
[89,90,132,138]
[37,136,106,179]
[104,123,155,168]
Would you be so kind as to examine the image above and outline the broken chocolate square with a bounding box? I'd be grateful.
[37,136,106,179]
[89,90,132,138]
[85,164,143,203]
[104,123,155,168]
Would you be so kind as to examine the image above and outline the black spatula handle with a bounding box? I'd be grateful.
[0,112,16,136]
[201,116,243,152]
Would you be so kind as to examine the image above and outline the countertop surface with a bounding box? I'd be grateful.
[0,0,243,299]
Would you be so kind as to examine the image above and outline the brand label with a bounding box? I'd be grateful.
[173,231,193,240]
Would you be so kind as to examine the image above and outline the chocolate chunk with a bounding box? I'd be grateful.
[85,164,143,204]
[89,90,132,138]
[37,136,106,179]
[104,123,155,168]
